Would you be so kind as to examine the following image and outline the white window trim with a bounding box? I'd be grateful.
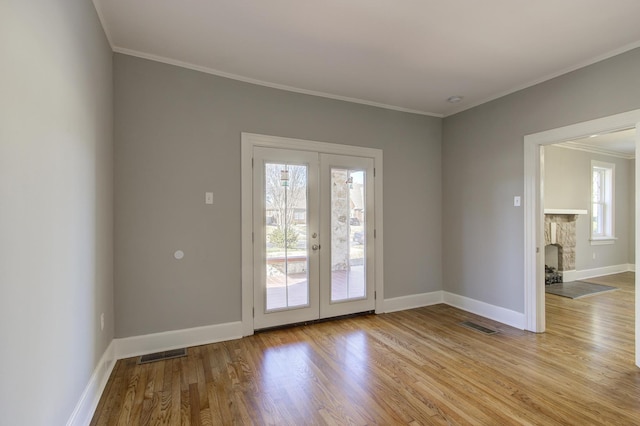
[589,237,617,245]
[590,160,615,243]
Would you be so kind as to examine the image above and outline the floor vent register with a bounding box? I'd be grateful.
[460,321,498,335]
[138,348,187,364]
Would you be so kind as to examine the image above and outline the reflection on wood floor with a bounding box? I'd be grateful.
[91,272,640,425]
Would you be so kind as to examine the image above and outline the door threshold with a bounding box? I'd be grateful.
[254,310,375,333]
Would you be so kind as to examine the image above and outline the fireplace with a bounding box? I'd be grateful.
[544,209,587,284]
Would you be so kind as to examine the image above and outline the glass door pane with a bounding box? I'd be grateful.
[319,153,374,319]
[253,146,319,330]
[264,162,309,311]
[330,168,366,302]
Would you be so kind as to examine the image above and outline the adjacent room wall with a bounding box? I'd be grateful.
[0,1,113,425]
[443,47,640,313]
[113,54,442,337]
[630,159,636,264]
[544,145,634,271]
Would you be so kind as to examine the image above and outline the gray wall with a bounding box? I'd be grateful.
[114,54,442,337]
[0,1,113,425]
[544,146,634,270]
[443,48,640,313]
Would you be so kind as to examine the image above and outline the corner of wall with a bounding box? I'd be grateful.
[66,341,117,426]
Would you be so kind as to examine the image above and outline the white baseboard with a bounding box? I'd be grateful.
[69,321,244,424]
[81,271,621,425]
[69,289,541,425]
[115,321,243,360]
[384,291,443,313]
[561,269,577,282]
[443,292,526,330]
[384,290,525,329]
[629,263,636,272]
[66,340,116,426]
[572,263,633,281]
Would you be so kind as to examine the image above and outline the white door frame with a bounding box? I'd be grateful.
[241,133,384,336]
[523,109,640,367]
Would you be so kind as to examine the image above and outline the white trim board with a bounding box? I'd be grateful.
[523,108,640,367]
[443,292,526,330]
[554,264,632,284]
[383,291,443,313]
[571,264,634,281]
[384,291,525,330]
[66,341,116,426]
[556,141,635,160]
[72,292,531,424]
[561,270,578,283]
[66,321,242,425]
[115,321,243,360]
[111,48,440,118]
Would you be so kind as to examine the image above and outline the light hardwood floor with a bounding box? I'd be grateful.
[92,272,640,425]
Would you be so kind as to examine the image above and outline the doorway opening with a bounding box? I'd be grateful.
[241,133,384,335]
[523,109,640,367]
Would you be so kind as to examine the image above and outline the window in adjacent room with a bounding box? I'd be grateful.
[590,160,615,244]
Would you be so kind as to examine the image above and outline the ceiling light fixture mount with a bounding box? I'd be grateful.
[447,96,463,103]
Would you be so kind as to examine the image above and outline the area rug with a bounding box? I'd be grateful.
[545,281,618,299]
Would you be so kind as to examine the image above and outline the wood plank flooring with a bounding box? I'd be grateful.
[92,272,640,425]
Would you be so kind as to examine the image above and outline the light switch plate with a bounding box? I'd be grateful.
[514,196,521,207]
[205,192,214,204]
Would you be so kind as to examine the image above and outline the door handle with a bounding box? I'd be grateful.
[312,244,321,251]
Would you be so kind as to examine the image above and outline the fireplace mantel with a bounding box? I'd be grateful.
[544,209,588,215]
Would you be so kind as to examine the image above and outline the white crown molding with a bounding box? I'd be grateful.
[112,47,443,118]
[91,0,114,48]
[444,40,640,117]
[93,0,640,120]
[554,141,635,159]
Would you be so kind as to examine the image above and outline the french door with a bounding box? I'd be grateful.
[252,147,375,329]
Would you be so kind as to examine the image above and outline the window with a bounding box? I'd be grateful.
[591,160,615,243]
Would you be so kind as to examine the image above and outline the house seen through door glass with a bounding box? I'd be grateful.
[330,168,366,302]
[264,162,309,311]
[253,145,375,329]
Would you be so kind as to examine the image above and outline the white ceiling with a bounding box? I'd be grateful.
[93,0,640,117]
[559,128,636,158]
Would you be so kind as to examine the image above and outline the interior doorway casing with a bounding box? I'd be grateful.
[241,133,384,336]
[523,109,640,367]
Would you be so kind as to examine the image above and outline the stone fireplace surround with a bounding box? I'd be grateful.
[544,209,588,282]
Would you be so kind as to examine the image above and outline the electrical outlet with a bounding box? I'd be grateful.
[100,313,105,331]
